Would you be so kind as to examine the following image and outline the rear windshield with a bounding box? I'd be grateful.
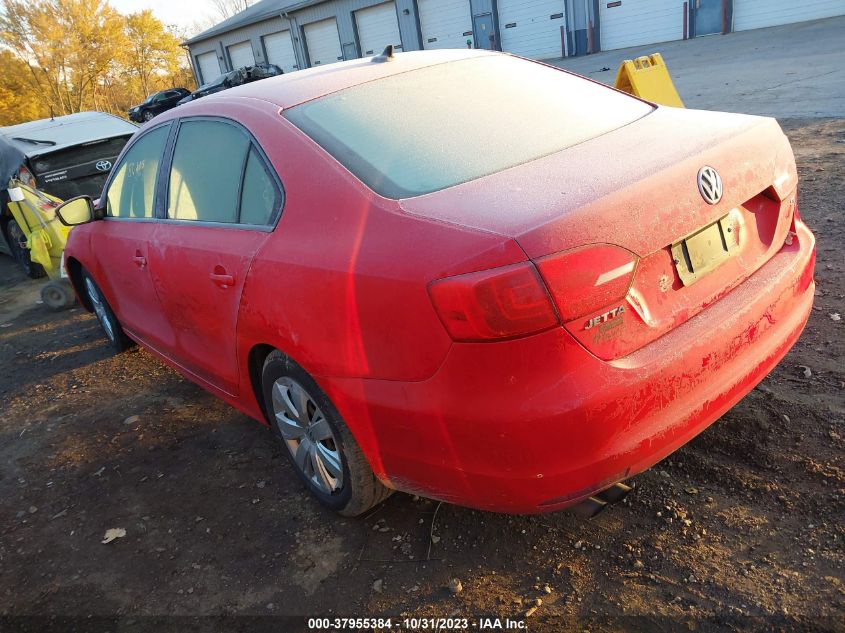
[29,136,132,173]
[30,135,132,199]
[285,55,653,199]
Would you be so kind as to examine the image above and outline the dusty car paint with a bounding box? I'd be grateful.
[63,50,815,513]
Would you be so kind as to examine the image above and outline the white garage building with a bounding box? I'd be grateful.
[183,0,844,83]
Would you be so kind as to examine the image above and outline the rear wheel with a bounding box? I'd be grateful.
[82,271,132,352]
[261,350,392,516]
[6,219,45,279]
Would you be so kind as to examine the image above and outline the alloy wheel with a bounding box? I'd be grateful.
[84,277,115,343]
[271,377,343,494]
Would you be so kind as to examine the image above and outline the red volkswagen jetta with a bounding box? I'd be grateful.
[58,50,815,516]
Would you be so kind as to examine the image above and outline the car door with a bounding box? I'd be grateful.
[162,90,181,110]
[87,123,176,350]
[148,118,282,395]
[151,92,169,115]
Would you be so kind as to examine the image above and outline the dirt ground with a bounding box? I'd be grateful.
[0,119,843,632]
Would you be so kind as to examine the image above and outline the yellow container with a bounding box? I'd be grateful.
[614,53,684,108]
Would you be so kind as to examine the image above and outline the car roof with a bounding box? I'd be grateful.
[194,49,497,111]
[0,112,138,157]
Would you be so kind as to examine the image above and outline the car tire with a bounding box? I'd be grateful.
[6,219,46,279]
[142,110,154,122]
[41,280,76,311]
[261,350,392,516]
[82,270,132,352]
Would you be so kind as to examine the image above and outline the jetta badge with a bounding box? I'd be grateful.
[95,160,112,172]
[585,305,625,330]
[697,166,723,205]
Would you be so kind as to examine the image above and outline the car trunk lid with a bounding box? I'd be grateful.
[400,107,798,359]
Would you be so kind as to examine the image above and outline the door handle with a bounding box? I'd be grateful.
[210,272,235,288]
[133,252,147,268]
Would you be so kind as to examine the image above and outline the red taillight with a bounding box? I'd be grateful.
[17,166,36,188]
[536,245,638,322]
[429,262,559,342]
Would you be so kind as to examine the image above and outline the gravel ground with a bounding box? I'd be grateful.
[0,119,842,632]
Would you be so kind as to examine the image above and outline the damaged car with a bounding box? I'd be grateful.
[57,50,815,517]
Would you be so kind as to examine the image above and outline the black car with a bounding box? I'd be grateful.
[0,111,137,277]
[177,64,282,105]
[128,88,191,123]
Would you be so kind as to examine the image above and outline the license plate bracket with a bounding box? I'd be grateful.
[671,215,738,286]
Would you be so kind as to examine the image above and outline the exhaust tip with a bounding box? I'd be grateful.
[568,482,634,518]
[596,482,633,505]
[568,496,608,518]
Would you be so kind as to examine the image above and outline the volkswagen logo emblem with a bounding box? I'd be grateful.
[95,160,112,172]
[697,166,723,205]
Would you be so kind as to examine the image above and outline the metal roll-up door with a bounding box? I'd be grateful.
[263,31,298,73]
[227,40,255,69]
[599,0,684,51]
[418,0,473,49]
[196,51,221,84]
[355,2,403,56]
[304,18,343,66]
[733,0,844,31]
[498,0,566,59]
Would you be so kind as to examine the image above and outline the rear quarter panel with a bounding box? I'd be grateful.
[227,102,525,417]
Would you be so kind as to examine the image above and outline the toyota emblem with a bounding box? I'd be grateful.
[697,166,723,205]
[95,160,112,172]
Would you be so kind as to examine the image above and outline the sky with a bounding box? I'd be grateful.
[109,0,219,35]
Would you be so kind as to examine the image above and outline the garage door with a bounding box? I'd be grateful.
[599,0,684,51]
[355,2,402,56]
[227,40,255,69]
[418,0,473,49]
[196,51,221,84]
[498,0,565,59]
[263,31,298,73]
[733,0,845,31]
[304,18,343,66]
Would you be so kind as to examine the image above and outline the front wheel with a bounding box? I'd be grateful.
[142,110,154,122]
[261,351,392,516]
[82,271,132,352]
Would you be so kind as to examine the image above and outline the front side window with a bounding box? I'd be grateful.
[167,121,249,223]
[105,124,169,218]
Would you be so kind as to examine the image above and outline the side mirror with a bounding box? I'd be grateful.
[56,196,95,226]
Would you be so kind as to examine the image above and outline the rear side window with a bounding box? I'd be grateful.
[285,55,654,199]
[168,121,249,223]
[105,125,169,218]
[240,149,280,225]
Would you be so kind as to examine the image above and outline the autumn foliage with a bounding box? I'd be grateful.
[0,0,196,125]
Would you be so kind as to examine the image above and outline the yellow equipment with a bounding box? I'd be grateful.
[613,53,684,108]
[6,181,76,309]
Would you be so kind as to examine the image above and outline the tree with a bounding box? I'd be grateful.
[0,0,125,115]
[0,51,51,125]
[0,0,195,121]
[124,10,184,97]
[211,0,255,20]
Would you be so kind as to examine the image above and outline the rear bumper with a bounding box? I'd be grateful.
[322,222,816,513]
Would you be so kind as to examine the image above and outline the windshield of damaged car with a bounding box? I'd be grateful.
[285,55,653,199]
